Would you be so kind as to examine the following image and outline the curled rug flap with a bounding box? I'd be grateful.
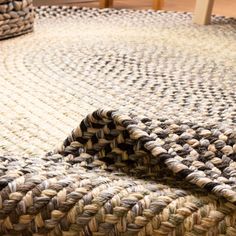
[58,109,236,204]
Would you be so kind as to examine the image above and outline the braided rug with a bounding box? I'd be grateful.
[0,6,236,157]
[0,109,236,235]
[0,7,236,235]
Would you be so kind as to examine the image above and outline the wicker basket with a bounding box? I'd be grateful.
[0,0,34,40]
[1,109,236,235]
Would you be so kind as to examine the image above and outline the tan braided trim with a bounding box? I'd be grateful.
[0,154,236,235]
[0,0,33,14]
[0,0,34,39]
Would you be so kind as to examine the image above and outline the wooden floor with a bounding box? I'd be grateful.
[34,0,236,17]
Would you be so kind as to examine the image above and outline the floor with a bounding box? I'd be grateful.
[34,0,236,17]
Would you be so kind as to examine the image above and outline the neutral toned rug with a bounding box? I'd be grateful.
[0,6,236,157]
[0,7,236,236]
[0,109,236,235]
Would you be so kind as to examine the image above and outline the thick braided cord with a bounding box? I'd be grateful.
[58,109,236,204]
[0,109,235,234]
[1,153,235,235]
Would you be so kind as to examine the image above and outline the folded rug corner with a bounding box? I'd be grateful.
[1,108,236,235]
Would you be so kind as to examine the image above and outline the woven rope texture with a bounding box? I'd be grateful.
[0,6,236,235]
[0,0,34,40]
[0,109,236,236]
[0,6,235,156]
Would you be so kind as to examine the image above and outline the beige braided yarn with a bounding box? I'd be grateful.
[0,0,34,39]
[0,109,236,236]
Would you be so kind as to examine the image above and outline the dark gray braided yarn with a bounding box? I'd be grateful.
[1,109,236,235]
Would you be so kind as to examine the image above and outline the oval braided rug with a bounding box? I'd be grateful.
[0,7,236,235]
[0,6,236,156]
